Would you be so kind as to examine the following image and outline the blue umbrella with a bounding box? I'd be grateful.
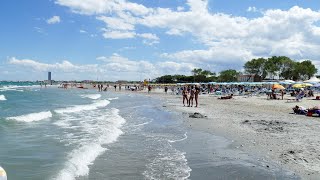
[313,83,320,87]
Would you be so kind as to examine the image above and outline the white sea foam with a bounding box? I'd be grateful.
[55,100,110,114]
[7,111,52,122]
[0,95,6,101]
[107,97,118,101]
[0,86,24,92]
[54,108,126,180]
[143,146,191,180]
[168,132,188,143]
[132,120,152,127]
[80,94,101,100]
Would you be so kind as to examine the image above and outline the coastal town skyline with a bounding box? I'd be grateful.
[1,0,320,81]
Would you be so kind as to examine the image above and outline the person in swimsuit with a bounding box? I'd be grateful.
[182,87,188,106]
[194,85,200,107]
[188,86,195,107]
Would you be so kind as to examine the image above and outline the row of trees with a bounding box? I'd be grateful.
[244,56,317,80]
[154,69,239,83]
[154,56,318,83]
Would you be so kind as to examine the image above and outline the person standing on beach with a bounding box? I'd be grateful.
[182,87,188,106]
[188,87,195,107]
[98,84,101,92]
[114,85,117,91]
[148,85,152,93]
[194,85,200,107]
[164,86,168,94]
[101,84,103,92]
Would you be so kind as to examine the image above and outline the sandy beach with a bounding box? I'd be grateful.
[124,87,320,179]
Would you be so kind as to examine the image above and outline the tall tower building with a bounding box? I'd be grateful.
[48,72,52,85]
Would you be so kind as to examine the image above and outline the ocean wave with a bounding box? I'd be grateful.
[107,97,118,101]
[0,85,47,92]
[54,108,126,180]
[0,86,24,92]
[168,132,188,143]
[7,111,52,122]
[132,120,152,127]
[80,94,101,100]
[55,143,106,180]
[143,146,191,180]
[55,100,110,114]
[0,95,6,101]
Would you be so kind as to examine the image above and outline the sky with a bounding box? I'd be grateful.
[1,0,320,81]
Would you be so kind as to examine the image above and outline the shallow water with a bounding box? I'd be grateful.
[0,85,299,180]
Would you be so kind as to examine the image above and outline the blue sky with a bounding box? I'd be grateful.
[1,0,320,81]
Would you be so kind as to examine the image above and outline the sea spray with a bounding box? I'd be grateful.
[80,94,101,100]
[54,108,126,180]
[7,111,52,122]
[0,95,6,101]
[55,100,110,114]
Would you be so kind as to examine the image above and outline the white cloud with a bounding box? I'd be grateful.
[46,16,61,24]
[9,57,97,73]
[55,1,320,72]
[55,0,151,15]
[8,55,196,81]
[101,30,136,39]
[247,6,257,12]
[97,16,135,31]
[79,29,87,33]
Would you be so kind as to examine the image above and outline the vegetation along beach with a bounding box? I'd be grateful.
[2,0,320,180]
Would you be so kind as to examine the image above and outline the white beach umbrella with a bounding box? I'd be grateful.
[284,80,295,83]
[304,77,320,83]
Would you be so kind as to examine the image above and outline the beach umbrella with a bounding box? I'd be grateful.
[313,83,320,87]
[279,81,292,85]
[303,83,313,87]
[292,84,304,88]
[304,77,320,83]
[272,84,285,90]
[284,80,295,83]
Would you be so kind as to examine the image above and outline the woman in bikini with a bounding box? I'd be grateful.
[182,87,188,106]
[194,85,200,107]
[188,86,195,107]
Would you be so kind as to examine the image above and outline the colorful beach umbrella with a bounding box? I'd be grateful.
[292,84,304,88]
[304,77,320,83]
[272,84,285,90]
[313,83,320,87]
[303,83,313,87]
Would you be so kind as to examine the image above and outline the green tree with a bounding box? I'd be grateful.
[191,68,203,76]
[218,69,239,82]
[200,70,215,77]
[297,60,317,80]
[278,56,295,80]
[244,58,267,79]
[265,56,284,79]
[155,75,174,83]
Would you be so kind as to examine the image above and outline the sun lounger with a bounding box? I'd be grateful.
[287,98,296,102]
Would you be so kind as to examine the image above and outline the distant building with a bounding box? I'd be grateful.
[116,80,128,84]
[48,72,51,81]
[238,74,261,82]
[48,72,52,85]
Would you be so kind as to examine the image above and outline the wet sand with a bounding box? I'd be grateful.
[137,89,320,180]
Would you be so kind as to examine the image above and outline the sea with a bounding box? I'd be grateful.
[0,83,299,180]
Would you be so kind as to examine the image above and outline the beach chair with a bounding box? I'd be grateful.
[295,94,304,102]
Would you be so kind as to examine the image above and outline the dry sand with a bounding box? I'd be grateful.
[133,88,320,180]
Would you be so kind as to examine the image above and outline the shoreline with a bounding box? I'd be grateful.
[13,84,320,179]
[122,88,320,179]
